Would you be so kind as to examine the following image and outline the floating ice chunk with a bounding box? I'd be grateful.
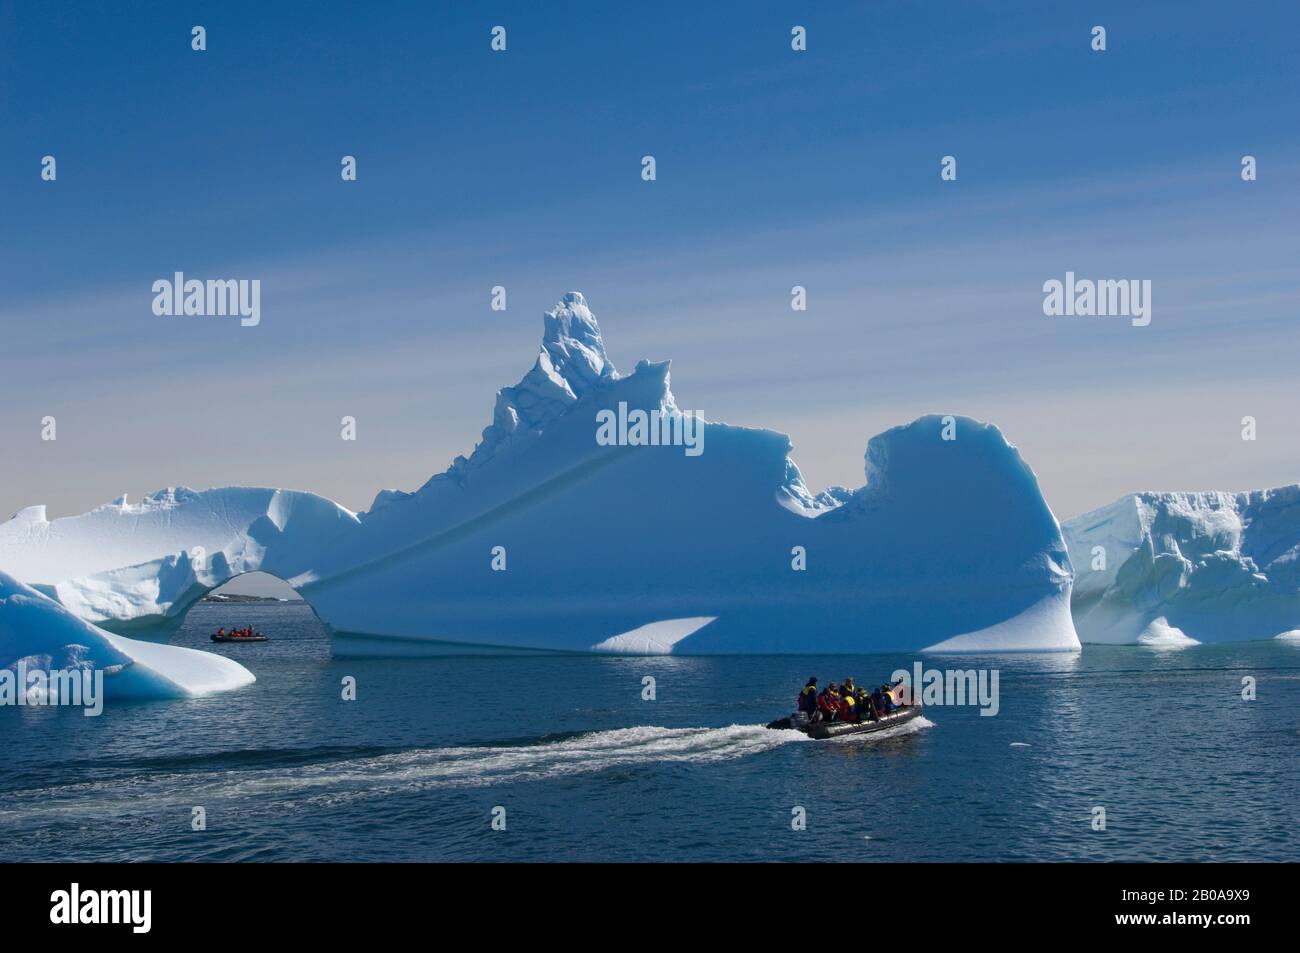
[1137,616,1199,648]
[1064,487,1300,644]
[0,570,253,700]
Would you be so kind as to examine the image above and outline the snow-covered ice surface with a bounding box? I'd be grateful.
[0,487,358,631]
[589,617,719,654]
[1064,487,1300,644]
[0,293,1080,655]
[0,570,254,698]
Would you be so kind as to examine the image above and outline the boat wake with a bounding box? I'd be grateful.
[0,724,805,823]
[0,719,934,827]
[238,723,810,795]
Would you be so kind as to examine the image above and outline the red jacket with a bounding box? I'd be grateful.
[839,695,858,722]
[817,690,841,717]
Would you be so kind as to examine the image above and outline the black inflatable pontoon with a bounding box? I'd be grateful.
[766,704,923,739]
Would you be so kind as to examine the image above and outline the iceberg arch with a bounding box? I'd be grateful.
[0,487,359,633]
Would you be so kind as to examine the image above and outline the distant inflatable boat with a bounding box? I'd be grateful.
[767,704,923,739]
[211,633,268,643]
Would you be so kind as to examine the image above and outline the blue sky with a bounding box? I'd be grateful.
[3,0,1299,531]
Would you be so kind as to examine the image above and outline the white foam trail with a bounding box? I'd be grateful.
[1,720,936,823]
[0,724,811,821]
[241,724,809,795]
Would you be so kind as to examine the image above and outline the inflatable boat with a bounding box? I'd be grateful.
[211,632,268,643]
[767,704,923,739]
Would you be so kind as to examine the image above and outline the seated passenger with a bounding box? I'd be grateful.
[838,677,859,722]
[817,683,842,722]
[797,677,820,719]
[839,691,858,723]
[856,687,873,720]
[869,687,886,718]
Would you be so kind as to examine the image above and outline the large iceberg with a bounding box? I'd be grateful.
[0,293,1079,655]
[0,569,254,699]
[1063,488,1300,644]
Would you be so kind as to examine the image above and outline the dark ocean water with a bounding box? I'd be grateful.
[1,602,1297,862]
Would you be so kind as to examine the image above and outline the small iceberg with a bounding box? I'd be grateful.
[0,570,254,701]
